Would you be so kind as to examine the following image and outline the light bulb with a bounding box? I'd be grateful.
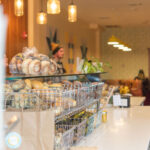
[68,4,77,22]
[14,0,24,16]
[47,0,60,14]
[37,12,47,24]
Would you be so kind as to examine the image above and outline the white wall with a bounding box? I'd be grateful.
[28,0,99,73]
[101,27,150,79]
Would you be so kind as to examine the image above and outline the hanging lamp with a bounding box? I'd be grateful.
[107,35,119,45]
[47,0,60,14]
[68,0,77,22]
[122,44,132,51]
[113,41,125,49]
[14,0,24,16]
[0,0,1,4]
[37,0,47,24]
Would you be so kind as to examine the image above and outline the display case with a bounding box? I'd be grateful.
[4,73,104,150]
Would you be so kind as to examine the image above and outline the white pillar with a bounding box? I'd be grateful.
[0,5,7,150]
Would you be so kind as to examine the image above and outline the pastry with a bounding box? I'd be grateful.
[22,58,32,74]
[49,59,57,75]
[9,57,18,74]
[38,54,50,61]
[22,47,38,58]
[41,61,51,75]
[49,83,62,88]
[29,59,41,75]
[31,80,43,89]
[24,79,32,89]
[11,80,25,91]
[16,58,23,73]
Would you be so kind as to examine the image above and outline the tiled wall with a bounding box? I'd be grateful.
[101,27,150,79]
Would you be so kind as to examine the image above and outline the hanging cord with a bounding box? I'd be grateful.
[71,0,74,5]
[40,0,43,12]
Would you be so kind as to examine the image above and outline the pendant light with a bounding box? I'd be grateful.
[0,0,1,4]
[37,0,47,24]
[47,0,60,14]
[68,0,77,22]
[14,0,24,16]
[107,35,119,45]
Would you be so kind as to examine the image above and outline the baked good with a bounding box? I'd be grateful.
[9,53,23,74]
[49,83,62,88]
[24,79,32,89]
[9,57,18,74]
[16,58,23,73]
[22,58,32,74]
[38,54,50,61]
[41,61,51,75]
[28,59,41,75]
[11,80,25,91]
[31,80,43,89]
[49,59,57,75]
[22,47,38,58]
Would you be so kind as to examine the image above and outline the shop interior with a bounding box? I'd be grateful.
[1,0,150,150]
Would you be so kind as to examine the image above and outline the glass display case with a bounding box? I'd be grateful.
[5,73,105,150]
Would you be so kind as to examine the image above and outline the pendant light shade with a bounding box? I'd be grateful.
[107,35,119,45]
[14,0,24,16]
[68,3,77,22]
[47,0,60,14]
[37,12,47,24]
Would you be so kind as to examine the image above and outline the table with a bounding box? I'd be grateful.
[77,106,150,150]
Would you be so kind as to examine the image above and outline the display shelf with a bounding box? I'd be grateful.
[6,72,107,80]
[55,99,99,123]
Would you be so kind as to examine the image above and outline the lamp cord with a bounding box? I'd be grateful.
[41,0,43,12]
[71,0,73,4]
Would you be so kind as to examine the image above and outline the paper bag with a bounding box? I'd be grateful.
[4,110,54,150]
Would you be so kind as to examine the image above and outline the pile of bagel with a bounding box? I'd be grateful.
[9,47,57,75]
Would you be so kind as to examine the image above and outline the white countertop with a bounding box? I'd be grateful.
[77,106,150,150]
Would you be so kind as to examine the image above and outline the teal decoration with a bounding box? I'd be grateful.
[80,45,88,59]
[68,42,74,64]
[46,29,59,58]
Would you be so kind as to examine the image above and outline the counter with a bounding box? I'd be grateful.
[77,106,150,150]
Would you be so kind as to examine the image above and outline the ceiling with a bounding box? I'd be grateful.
[62,0,150,27]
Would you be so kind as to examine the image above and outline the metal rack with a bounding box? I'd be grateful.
[4,80,104,150]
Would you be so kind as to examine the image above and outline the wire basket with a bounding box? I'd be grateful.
[55,125,75,150]
[57,118,87,144]
[85,113,96,136]
[4,82,103,115]
[95,110,102,128]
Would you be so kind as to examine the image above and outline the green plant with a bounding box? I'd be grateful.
[81,57,111,73]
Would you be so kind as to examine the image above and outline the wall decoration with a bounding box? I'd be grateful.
[80,44,88,59]
[46,29,60,57]
[22,31,27,39]
[65,32,76,73]
[68,42,74,73]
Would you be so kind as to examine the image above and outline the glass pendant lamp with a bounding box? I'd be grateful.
[68,0,77,22]
[37,12,47,24]
[107,35,119,45]
[47,0,60,14]
[37,0,47,24]
[14,0,24,16]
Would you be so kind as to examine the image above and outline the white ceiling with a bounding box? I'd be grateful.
[61,0,150,27]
